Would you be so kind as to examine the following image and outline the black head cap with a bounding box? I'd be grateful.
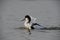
[25,15,31,23]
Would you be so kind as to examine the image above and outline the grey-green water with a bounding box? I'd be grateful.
[1,0,60,40]
[2,28,60,40]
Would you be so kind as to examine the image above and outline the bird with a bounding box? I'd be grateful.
[21,15,32,35]
[21,15,44,34]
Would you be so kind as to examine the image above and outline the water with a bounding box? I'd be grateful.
[1,0,60,40]
[2,28,60,40]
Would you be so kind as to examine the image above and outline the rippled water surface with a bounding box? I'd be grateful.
[1,0,60,40]
[2,28,60,40]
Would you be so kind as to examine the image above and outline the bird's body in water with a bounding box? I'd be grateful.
[21,15,44,35]
[21,15,32,35]
[24,18,31,34]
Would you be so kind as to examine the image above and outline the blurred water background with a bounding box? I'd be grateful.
[0,0,60,40]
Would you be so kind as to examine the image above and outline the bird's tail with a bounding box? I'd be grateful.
[31,23,44,29]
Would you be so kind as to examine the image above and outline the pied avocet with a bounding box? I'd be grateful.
[21,15,44,34]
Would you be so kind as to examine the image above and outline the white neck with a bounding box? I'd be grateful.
[25,18,29,23]
[24,18,29,26]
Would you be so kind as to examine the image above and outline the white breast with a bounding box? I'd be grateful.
[24,18,31,29]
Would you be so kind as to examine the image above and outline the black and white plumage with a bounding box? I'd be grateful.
[21,15,44,34]
[21,15,32,34]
